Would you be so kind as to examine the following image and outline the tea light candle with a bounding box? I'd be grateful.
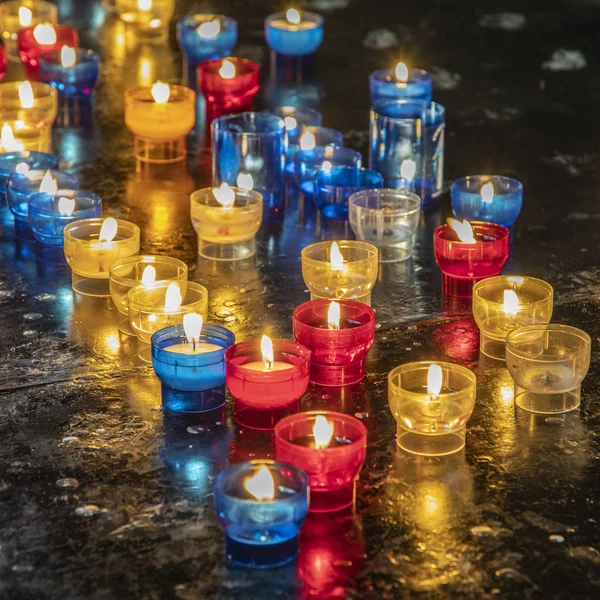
[369,62,433,104]
[225,336,310,430]
[388,361,477,456]
[124,82,196,163]
[190,183,263,261]
[274,411,367,512]
[28,189,101,262]
[0,150,57,192]
[7,168,77,241]
[214,460,309,568]
[151,314,235,412]
[301,240,378,305]
[265,8,324,56]
[293,299,375,386]
[39,46,100,97]
[451,176,524,229]
[63,217,141,297]
[115,0,175,39]
[472,275,554,360]
[433,218,510,298]
[17,23,78,78]
[198,57,260,122]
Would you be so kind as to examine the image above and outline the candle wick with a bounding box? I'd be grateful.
[192,339,196,352]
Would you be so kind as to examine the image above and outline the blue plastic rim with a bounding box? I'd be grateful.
[214,460,309,568]
[177,15,238,63]
[265,12,324,57]
[0,151,58,192]
[285,125,343,165]
[369,67,433,104]
[38,49,100,97]
[273,106,323,144]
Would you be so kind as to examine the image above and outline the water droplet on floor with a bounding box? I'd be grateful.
[354,412,364,419]
[150,406,162,412]
[62,436,80,444]
[549,534,565,543]
[56,478,79,489]
[23,329,37,336]
[495,567,523,580]
[11,564,34,573]
[75,505,101,517]
[34,293,56,301]
[187,426,204,434]
[23,313,43,321]
[471,525,494,537]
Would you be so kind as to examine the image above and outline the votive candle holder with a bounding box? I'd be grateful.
[293,299,375,386]
[506,324,591,414]
[349,188,421,263]
[388,361,477,456]
[274,411,367,512]
[115,0,174,41]
[273,105,322,145]
[285,125,343,167]
[214,460,309,568]
[0,150,57,192]
[369,66,432,104]
[265,10,324,57]
[472,275,554,360]
[17,24,78,78]
[225,339,310,430]
[39,48,100,98]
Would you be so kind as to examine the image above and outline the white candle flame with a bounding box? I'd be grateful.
[330,241,344,270]
[236,172,253,190]
[328,301,340,330]
[219,59,236,79]
[60,45,77,68]
[1,123,24,152]
[286,8,301,25]
[19,6,32,27]
[313,415,334,449]
[481,182,495,203]
[57,196,76,216]
[261,334,274,370]
[400,158,416,182]
[196,19,221,38]
[183,313,203,345]
[151,81,170,104]
[141,265,156,286]
[39,169,57,193]
[503,289,520,316]
[284,116,298,131]
[395,61,409,82]
[138,0,152,11]
[99,217,118,243]
[448,218,476,243]
[164,282,183,310]
[33,23,57,45]
[244,465,275,501]
[18,81,34,109]
[300,131,316,151]
[427,364,443,398]
[213,182,236,208]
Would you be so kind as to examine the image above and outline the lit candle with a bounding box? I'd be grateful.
[0,149,58,191]
[114,0,175,36]
[369,60,433,104]
[39,45,100,98]
[265,8,324,57]
[241,335,295,372]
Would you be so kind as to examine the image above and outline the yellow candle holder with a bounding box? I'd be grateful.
[472,275,554,360]
[109,255,188,335]
[115,0,174,41]
[124,83,195,164]
[63,218,141,297]
[0,82,57,152]
[388,361,477,456]
[301,240,378,306]
[190,185,263,261]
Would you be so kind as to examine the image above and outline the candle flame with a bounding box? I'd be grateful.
[213,182,235,208]
[244,465,275,501]
[300,131,316,151]
[164,282,183,310]
[33,23,57,45]
[151,81,170,104]
[313,415,334,449]
[400,158,416,182]
[15,162,29,175]
[141,265,156,286]
[236,172,253,190]
[99,217,118,243]
[19,6,32,27]
[321,160,332,175]
[57,196,76,216]
[395,61,409,82]
[219,59,235,79]
[481,181,494,203]
[448,218,476,243]
[328,301,340,330]
[286,8,301,25]
[18,81,34,109]
[261,334,274,370]
[183,312,203,344]
[503,289,520,316]
[60,45,76,68]
[196,19,221,39]
[284,116,298,131]
[1,123,24,152]
[138,0,152,11]
[427,364,443,398]
[39,169,57,193]
[330,241,344,269]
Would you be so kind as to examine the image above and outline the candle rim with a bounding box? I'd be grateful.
[451,174,524,196]
[293,299,375,336]
[178,13,236,31]
[63,217,140,245]
[109,255,188,286]
[371,66,431,83]
[301,240,378,267]
[38,46,99,67]
[348,188,421,217]
[191,185,263,211]
[127,280,207,312]
[266,11,324,27]
[212,111,284,137]
[28,189,101,218]
[473,275,553,307]
[506,323,591,361]
[435,221,510,246]
[124,83,196,105]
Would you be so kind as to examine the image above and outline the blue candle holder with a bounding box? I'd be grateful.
[265,11,324,57]
[369,99,445,209]
[151,323,235,413]
[273,106,322,145]
[451,175,523,229]
[294,146,362,196]
[6,169,78,241]
[285,125,343,168]
[369,67,432,104]
[177,15,237,88]
[38,49,100,98]
[0,151,58,194]
[212,112,286,224]
[214,460,309,568]
[29,190,102,263]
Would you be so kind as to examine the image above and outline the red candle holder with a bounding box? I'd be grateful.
[293,299,375,387]
[0,45,6,83]
[433,221,509,298]
[274,411,368,512]
[225,339,310,430]
[198,57,260,122]
[17,25,78,79]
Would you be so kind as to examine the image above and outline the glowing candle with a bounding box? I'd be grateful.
[265,8,324,56]
[369,60,433,103]
[39,45,100,97]
[115,0,175,38]
[242,335,295,372]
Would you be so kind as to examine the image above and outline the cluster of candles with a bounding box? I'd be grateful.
[0,1,593,570]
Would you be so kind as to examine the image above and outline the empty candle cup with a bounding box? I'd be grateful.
[274,411,367,512]
[388,361,477,456]
[370,62,432,104]
[349,189,421,263]
[214,460,309,568]
[0,150,58,192]
[506,324,591,414]
[115,0,174,41]
[472,275,554,360]
[39,47,100,98]
[265,9,324,57]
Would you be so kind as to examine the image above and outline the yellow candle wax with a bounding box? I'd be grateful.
[165,341,221,354]
[268,18,318,31]
[241,361,294,372]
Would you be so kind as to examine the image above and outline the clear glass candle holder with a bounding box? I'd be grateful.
[293,300,375,386]
[473,275,554,360]
[301,240,378,305]
[388,361,477,456]
[273,106,322,145]
[17,24,78,78]
[39,48,100,98]
[7,169,78,241]
[348,188,422,263]
[214,460,309,568]
[0,81,58,152]
[151,323,235,413]
[212,112,286,224]
[451,175,524,229]
[225,339,310,430]
[285,125,342,166]
[109,255,188,334]
[369,99,445,209]
[265,11,324,57]
[369,67,432,104]
[274,411,367,512]
[433,221,510,298]
[63,218,140,297]
[0,150,58,192]
[506,324,591,414]
[115,0,175,40]
[315,166,383,220]
[190,185,263,261]
[28,190,101,262]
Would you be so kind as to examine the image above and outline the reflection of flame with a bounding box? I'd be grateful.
[165,282,183,310]
[400,158,416,182]
[395,61,408,81]
[39,170,57,193]
[481,182,494,203]
[151,81,170,104]
[427,364,443,398]
[300,131,316,151]
[57,196,76,216]
[99,217,118,243]
[15,162,29,175]
[321,160,332,175]
[313,415,334,449]
[19,6,32,27]
[503,289,520,316]
[61,45,76,68]
[286,8,301,25]
[33,23,57,45]
[197,19,220,38]
[141,265,156,286]
[183,312,203,344]
[329,242,344,270]
[284,116,297,131]
[1,123,24,152]
[219,59,235,79]
[213,182,235,207]
[244,465,275,501]
[236,172,253,190]
[138,0,152,11]
[448,218,476,243]
[18,81,34,109]
[261,334,274,370]
[328,301,340,330]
